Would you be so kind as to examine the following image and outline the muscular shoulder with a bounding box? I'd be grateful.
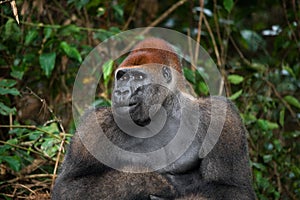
[68,107,115,158]
[196,96,247,145]
[76,107,115,133]
[197,96,242,123]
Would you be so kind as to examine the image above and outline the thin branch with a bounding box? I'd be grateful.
[0,140,44,157]
[273,161,282,195]
[147,0,188,28]
[282,0,300,53]
[122,0,188,54]
[203,14,221,67]
[264,79,300,126]
[0,125,61,139]
[213,0,223,63]
[194,0,204,66]
[9,112,13,131]
[123,0,138,30]
[83,7,92,46]
[229,36,251,66]
[4,174,55,184]
[51,132,66,189]
[17,184,36,195]
[24,88,67,189]
[0,13,112,32]
[187,29,194,67]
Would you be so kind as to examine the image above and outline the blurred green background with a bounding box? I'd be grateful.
[0,0,299,199]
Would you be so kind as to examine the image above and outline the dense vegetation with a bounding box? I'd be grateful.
[0,0,299,199]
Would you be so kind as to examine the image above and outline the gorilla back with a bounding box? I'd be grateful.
[52,38,256,200]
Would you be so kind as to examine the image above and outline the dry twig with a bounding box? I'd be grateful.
[10,0,19,24]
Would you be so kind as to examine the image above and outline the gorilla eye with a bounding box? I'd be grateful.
[118,73,129,81]
[135,75,144,80]
[116,69,126,80]
[132,72,146,81]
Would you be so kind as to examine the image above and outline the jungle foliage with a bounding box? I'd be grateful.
[0,0,299,199]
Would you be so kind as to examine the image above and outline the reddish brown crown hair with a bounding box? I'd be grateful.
[119,38,182,73]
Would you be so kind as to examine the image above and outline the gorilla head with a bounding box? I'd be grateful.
[112,38,186,127]
[112,64,174,126]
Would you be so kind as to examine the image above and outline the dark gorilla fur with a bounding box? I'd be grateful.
[52,38,256,200]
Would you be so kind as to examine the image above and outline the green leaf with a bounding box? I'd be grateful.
[223,0,234,12]
[0,102,16,115]
[41,123,60,134]
[229,89,243,100]
[263,154,272,163]
[3,19,21,41]
[10,69,24,80]
[29,130,43,140]
[0,79,17,88]
[39,52,56,77]
[92,98,112,107]
[228,74,244,85]
[252,162,266,171]
[249,63,266,72]
[93,29,121,42]
[197,81,209,95]
[112,4,124,18]
[241,30,266,52]
[267,121,279,130]
[0,87,20,95]
[41,138,59,157]
[283,64,296,78]
[241,113,257,126]
[60,41,82,62]
[284,95,300,109]
[257,119,279,131]
[0,156,21,171]
[9,128,29,137]
[273,139,282,152]
[0,144,11,154]
[44,27,53,40]
[103,59,114,88]
[25,29,39,46]
[183,68,195,84]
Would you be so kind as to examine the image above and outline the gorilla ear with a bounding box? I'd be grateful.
[162,66,172,83]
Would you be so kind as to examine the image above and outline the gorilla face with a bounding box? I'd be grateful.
[112,65,172,126]
[129,84,169,126]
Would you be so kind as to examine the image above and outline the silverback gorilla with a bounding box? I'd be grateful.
[52,38,256,200]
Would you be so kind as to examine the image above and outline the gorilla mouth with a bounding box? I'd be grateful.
[115,101,139,108]
[128,101,139,107]
[113,98,141,115]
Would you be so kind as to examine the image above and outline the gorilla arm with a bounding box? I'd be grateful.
[198,98,255,199]
[165,96,256,200]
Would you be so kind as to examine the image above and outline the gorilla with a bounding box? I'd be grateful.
[52,38,256,200]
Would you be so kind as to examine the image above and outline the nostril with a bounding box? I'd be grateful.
[114,88,130,98]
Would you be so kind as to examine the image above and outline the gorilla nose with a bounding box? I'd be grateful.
[113,87,131,103]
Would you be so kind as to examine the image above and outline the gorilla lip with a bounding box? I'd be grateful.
[114,100,139,108]
[113,101,140,115]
